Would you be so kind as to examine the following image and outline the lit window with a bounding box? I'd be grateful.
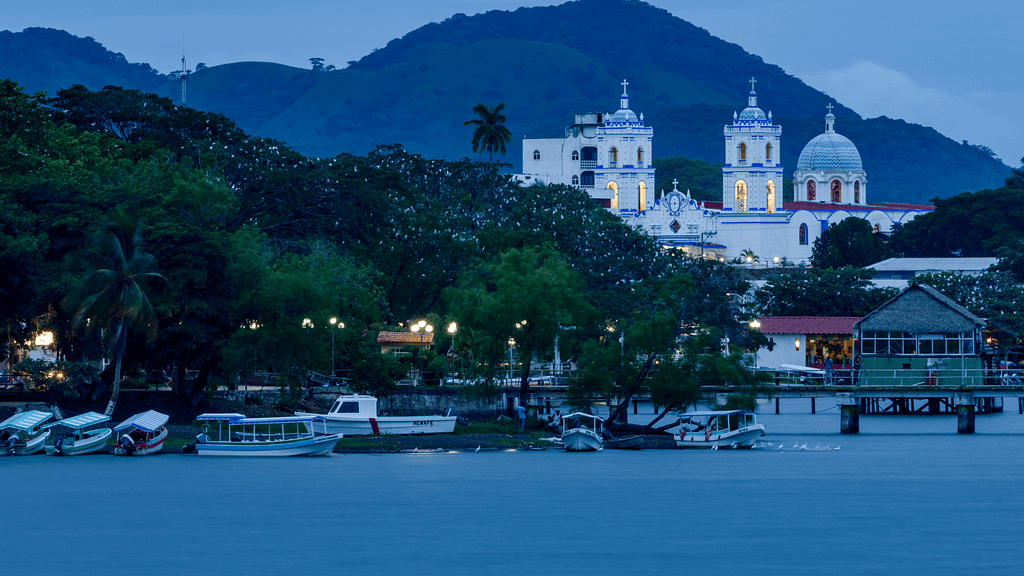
[533,150,540,160]
[807,180,816,201]
[638,181,646,211]
[831,180,842,202]
[766,180,775,213]
[734,180,747,213]
[739,142,746,161]
[637,147,644,164]
[766,142,772,162]
[854,180,861,203]
[607,181,619,209]
[609,147,618,164]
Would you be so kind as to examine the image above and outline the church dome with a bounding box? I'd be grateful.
[796,112,863,171]
[737,106,767,122]
[608,108,639,123]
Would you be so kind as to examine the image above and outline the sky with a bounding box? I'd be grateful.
[6,0,1022,167]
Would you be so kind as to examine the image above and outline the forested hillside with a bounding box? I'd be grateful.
[0,0,1012,205]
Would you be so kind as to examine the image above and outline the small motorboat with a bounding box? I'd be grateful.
[0,410,53,455]
[297,394,457,436]
[561,412,604,452]
[603,435,643,450]
[190,413,342,456]
[44,411,112,456]
[675,410,765,449]
[113,410,169,456]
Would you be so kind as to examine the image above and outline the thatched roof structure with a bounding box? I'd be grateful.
[853,284,985,334]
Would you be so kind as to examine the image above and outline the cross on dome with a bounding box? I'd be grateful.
[826,103,834,114]
[672,178,679,191]
[749,77,757,92]
[621,79,629,96]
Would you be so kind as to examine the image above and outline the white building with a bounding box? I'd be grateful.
[519,81,933,263]
[519,80,654,212]
[866,257,999,289]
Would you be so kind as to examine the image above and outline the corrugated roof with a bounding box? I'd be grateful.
[854,284,985,333]
[46,411,109,430]
[758,316,861,335]
[377,331,435,345]
[867,258,998,273]
[0,410,53,431]
[113,410,168,433]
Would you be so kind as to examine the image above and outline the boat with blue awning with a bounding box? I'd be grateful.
[1,410,54,455]
[44,411,112,456]
[113,410,169,456]
[190,413,342,456]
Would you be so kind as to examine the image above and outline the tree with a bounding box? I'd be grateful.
[464,102,511,161]
[754,267,897,317]
[309,58,325,72]
[811,218,890,269]
[65,210,170,415]
[447,246,592,405]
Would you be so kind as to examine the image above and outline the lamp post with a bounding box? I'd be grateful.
[508,338,516,386]
[749,318,762,368]
[411,320,432,386]
[329,317,344,377]
[447,322,457,385]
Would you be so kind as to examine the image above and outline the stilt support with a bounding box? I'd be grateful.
[838,393,859,434]
[955,392,975,434]
[775,397,780,414]
[811,397,816,414]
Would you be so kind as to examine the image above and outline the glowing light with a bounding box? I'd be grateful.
[34,332,54,347]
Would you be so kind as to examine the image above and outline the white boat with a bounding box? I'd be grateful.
[675,410,765,449]
[44,411,112,456]
[296,394,457,436]
[191,413,342,456]
[0,410,53,455]
[113,410,169,456]
[561,412,604,452]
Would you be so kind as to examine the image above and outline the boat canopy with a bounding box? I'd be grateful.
[196,413,246,422]
[114,410,169,433]
[0,410,54,431]
[45,411,110,430]
[680,410,753,418]
[561,412,605,422]
[235,415,325,425]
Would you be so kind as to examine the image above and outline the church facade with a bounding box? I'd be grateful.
[518,81,933,264]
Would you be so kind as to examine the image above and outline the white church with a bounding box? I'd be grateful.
[518,80,933,264]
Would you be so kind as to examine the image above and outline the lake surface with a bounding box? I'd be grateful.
[4,404,1024,575]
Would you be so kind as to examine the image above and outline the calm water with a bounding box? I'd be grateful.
[4,404,1024,575]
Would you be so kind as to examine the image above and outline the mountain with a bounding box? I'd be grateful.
[0,1,1011,204]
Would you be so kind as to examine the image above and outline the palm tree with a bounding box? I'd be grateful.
[464,102,512,161]
[66,210,170,416]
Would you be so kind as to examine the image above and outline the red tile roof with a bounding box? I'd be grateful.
[757,316,862,335]
[377,331,435,346]
[700,201,933,212]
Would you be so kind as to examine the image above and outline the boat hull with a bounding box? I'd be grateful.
[296,413,457,436]
[675,425,765,449]
[46,428,112,456]
[604,435,643,450]
[562,429,603,452]
[113,427,168,456]
[195,433,342,456]
[8,429,50,455]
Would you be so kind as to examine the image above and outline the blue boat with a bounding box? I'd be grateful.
[44,411,112,455]
[1,410,54,455]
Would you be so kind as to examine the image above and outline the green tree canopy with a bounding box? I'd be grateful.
[811,217,891,269]
[754,267,897,317]
[464,102,511,161]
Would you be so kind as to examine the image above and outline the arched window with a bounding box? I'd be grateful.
[572,150,579,161]
[581,147,597,161]
[609,147,618,165]
[580,171,595,187]
[735,180,748,213]
[766,142,772,162]
[799,223,808,245]
[807,180,816,201]
[873,224,880,233]
[571,175,579,186]
[637,147,644,165]
[854,180,861,203]
[766,180,776,214]
[533,150,540,160]
[607,181,619,210]
[739,142,747,161]
[638,181,647,211]
[831,180,842,203]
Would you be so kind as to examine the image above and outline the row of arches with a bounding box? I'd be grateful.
[606,181,646,211]
[806,179,861,203]
[737,142,773,163]
[734,180,776,213]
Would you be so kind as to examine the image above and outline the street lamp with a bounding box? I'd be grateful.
[749,318,762,368]
[447,322,457,384]
[411,320,432,385]
[508,337,516,385]
[329,317,344,377]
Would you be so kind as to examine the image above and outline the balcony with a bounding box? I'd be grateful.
[580,160,597,169]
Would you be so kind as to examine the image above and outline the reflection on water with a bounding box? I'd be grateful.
[5,407,1024,575]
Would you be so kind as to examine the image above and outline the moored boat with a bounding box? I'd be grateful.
[675,410,764,449]
[113,410,169,455]
[44,411,112,456]
[604,435,643,450]
[296,394,457,436]
[561,412,604,452]
[191,413,342,456]
[0,410,53,455]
